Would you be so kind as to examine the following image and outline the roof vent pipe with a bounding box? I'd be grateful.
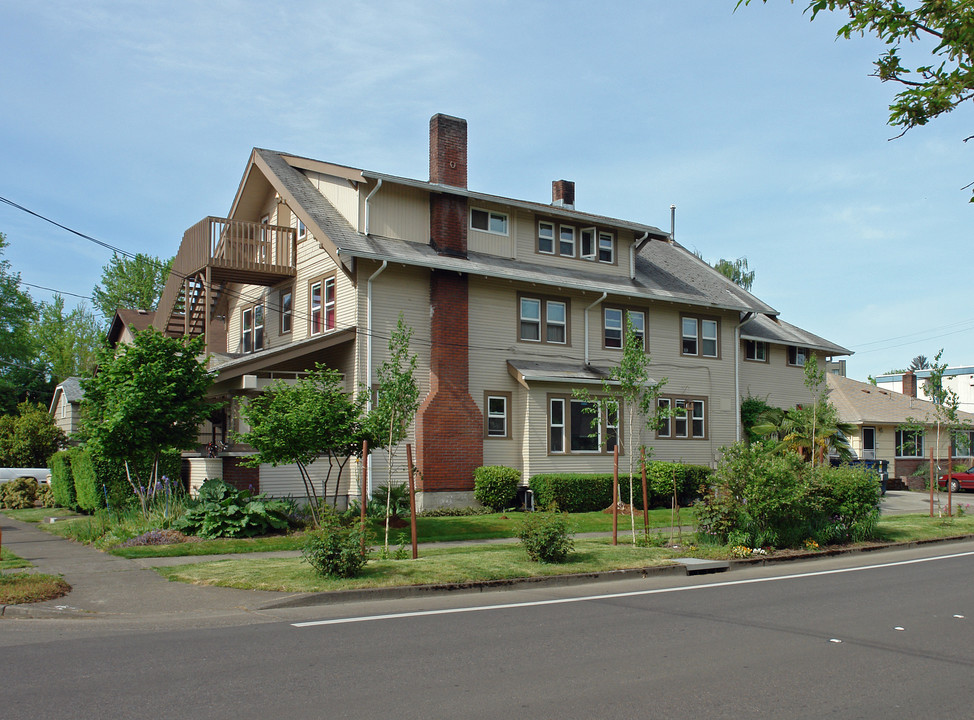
[670,204,676,243]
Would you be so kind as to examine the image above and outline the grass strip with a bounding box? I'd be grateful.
[155,538,687,593]
[1,546,32,570]
[0,573,71,605]
[0,508,78,524]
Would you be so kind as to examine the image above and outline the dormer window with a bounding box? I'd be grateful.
[535,219,616,264]
[470,208,508,235]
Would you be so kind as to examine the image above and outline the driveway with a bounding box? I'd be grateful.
[882,489,964,515]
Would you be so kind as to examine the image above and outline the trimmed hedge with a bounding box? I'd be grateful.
[73,447,101,512]
[473,465,521,511]
[61,447,183,513]
[49,449,77,510]
[530,462,712,513]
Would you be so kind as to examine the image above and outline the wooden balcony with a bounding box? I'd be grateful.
[155,217,297,344]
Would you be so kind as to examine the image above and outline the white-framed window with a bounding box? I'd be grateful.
[895,429,924,458]
[470,208,509,236]
[518,294,569,344]
[548,396,620,454]
[862,426,876,459]
[242,303,264,353]
[603,308,646,351]
[310,275,336,335]
[280,288,292,335]
[681,315,719,358]
[297,218,307,240]
[657,396,707,440]
[745,340,767,362]
[953,430,974,457]
[485,393,511,439]
[580,227,596,260]
[788,346,811,367]
[598,231,614,263]
[559,225,575,257]
[538,221,555,254]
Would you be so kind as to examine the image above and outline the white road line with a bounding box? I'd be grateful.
[291,549,974,628]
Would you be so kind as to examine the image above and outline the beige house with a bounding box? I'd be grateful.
[49,377,84,442]
[151,113,849,508]
[827,374,974,489]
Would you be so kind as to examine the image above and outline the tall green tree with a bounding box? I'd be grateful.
[0,401,67,467]
[91,253,173,320]
[741,1,974,199]
[81,328,214,517]
[713,257,756,291]
[237,364,367,528]
[366,315,420,551]
[33,295,102,384]
[574,314,669,545]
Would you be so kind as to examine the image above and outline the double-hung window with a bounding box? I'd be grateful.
[485,392,511,439]
[538,222,555,254]
[598,232,614,263]
[549,396,620,454]
[657,395,707,439]
[242,304,264,353]
[604,308,646,350]
[681,315,719,358]
[310,275,336,335]
[895,429,924,458]
[471,208,509,235]
[279,288,292,334]
[537,220,615,264]
[518,295,569,344]
[559,226,575,257]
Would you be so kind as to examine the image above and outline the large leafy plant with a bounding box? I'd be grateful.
[174,479,291,539]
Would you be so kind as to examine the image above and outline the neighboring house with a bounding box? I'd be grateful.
[49,376,84,443]
[875,367,974,414]
[151,113,850,508]
[827,374,974,489]
[107,308,156,347]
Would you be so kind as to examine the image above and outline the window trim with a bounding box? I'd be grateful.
[656,395,708,440]
[787,345,812,367]
[484,391,512,439]
[680,314,720,359]
[598,231,615,264]
[744,339,768,363]
[241,302,264,354]
[538,221,555,255]
[517,293,571,345]
[559,225,576,257]
[547,393,622,455]
[279,287,293,335]
[297,218,307,240]
[309,272,337,335]
[603,306,647,351]
[895,428,924,458]
[470,207,509,237]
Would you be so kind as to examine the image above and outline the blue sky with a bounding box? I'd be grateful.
[1,0,971,382]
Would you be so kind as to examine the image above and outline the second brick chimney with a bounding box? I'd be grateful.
[903,371,917,398]
[428,114,468,258]
[552,179,575,209]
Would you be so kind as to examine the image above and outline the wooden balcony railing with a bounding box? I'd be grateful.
[154,216,297,338]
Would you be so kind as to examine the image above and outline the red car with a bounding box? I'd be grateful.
[938,468,974,493]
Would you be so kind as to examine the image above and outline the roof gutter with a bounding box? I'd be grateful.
[364,178,383,235]
[584,292,608,366]
[736,312,754,442]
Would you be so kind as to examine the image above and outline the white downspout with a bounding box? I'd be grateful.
[364,178,383,235]
[631,231,647,280]
[584,292,608,365]
[735,312,753,442]
[365,259,388,499]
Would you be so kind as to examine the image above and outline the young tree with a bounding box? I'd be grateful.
[237,365,366,527]
[91,253,173,320]
[0,401,67,467]
[366,315,420,551]
[574,314,668,545]
[803,354,826,468]
[33,295,102,384]
[740,1,974,199]
[81,328,214,518]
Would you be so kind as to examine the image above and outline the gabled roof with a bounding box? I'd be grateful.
[49,376,84,414]
[741,313,851,356]
[107,308,156,346]
[252,148,780,315]
[827,374,974,426]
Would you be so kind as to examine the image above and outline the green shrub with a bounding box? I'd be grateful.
[72,447,101,512]
[474,466,521,511]
[369,483,410,519]
[1,477,39,509]
[515,511,575,563]
[174,479,291,539]
[529,473,614,512]
[37,484,55,508]
[49,450,76,510]
[810,464,881,543]
[302,520,370,578]
[644,462,711,507]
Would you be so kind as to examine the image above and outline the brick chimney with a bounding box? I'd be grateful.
[428,114,468,258]
[417,114,483,502]
[552,179,575,209]
[903,371,917,398]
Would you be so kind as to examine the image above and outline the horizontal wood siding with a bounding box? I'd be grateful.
[305,171,360,231]
[513,209,635,278]
[739,344,817,410]
[369,183,429,242]
[258,460,356,500]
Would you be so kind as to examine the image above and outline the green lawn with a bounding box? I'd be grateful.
[0,508,78,523]
[156,538,694,593]
[1,546,32,570]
